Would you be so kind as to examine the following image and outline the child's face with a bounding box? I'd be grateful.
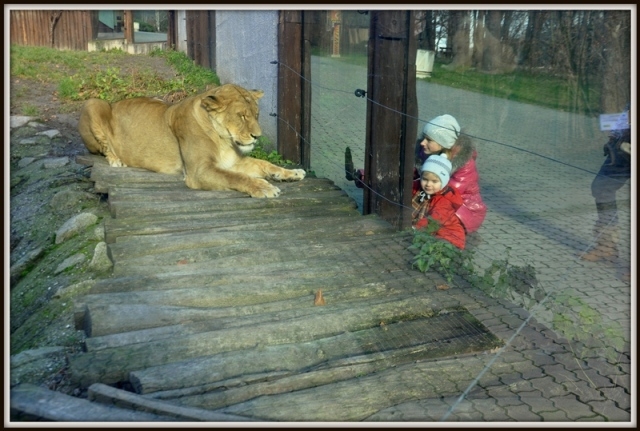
[420,136,444,155]
[420,172,442,195]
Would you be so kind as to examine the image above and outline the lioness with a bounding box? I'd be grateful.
[78,84,306,198]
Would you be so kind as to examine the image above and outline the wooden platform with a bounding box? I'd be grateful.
[13,155,503,422]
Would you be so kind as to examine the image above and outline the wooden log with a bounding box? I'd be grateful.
[90,163,183,186]
[81,277,430,338]
[10,383,176,422]
[130,309,499,397]
[107,216,393,260]
[108,191,355,218]
[68,296,436,387]
[87,383,257,422]
[107,177,340,201]
[110,234,408,277]
[75,264,428,331]
[85,250,418,293]
[111,230,401,271]
[103,204,361,243]
[218,355,512,421]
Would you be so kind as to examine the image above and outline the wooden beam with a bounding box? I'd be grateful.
[277,10,311,169]
[123,10,134,44]
[363,11,418,230]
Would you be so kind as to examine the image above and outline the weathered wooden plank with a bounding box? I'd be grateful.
[10,383,176,422]
[88,246,417,294]
[111,231,401,271]
[69,296,436,387]
[80,277,430,338]
[130,309,498,398]
[217,355,512,422]
[87,383,256,422]
[107,216,393,260]
[107,177,340,200]
[103,204,361,242]
[90,163,183,185]
[110,233,408,277]
[109,191,355,218]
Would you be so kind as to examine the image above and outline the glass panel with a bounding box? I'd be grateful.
[132,10,169,43]
[96,10,124,40]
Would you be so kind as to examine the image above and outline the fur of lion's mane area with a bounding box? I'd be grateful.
[78,83,306,198]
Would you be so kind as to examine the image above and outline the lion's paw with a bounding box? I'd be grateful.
[107,157,126,168]
[249,180,281,198]
[273,168,306,182]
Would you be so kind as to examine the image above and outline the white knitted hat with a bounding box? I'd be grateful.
[420,154,452,188]
[422,114,460,149]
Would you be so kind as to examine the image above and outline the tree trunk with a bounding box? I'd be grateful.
[600,10,631,113]
[445,10,471,70]
[49,11,62,48]
[471,10,485,68]
[416,10,435,50]
[481,10,502,73]
[520,10,546,69]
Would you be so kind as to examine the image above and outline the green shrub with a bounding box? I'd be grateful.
[249,136,294,167]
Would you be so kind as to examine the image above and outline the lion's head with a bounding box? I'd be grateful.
[200,84,264,154]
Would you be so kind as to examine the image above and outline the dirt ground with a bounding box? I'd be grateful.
[8,54,180,398]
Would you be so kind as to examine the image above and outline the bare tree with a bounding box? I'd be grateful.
[415,10,435,50]
[471,10,485,68]
[600,10,631,113]
[520,10,546,69]
[49,11,63,48]
[444,10,471,69]
[481,10,503,73]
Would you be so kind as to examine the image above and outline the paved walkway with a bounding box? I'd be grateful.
[308,55,633,423]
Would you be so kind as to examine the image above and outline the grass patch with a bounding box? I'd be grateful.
[150,48,220,89]
[249,136,294,167]
[320,52,602,115]
[22,104,39,117]
[427,61,601,114]
[10,44,220,104]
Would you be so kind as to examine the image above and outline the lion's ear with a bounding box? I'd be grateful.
[251,90,264,101]
[201,95,226,112]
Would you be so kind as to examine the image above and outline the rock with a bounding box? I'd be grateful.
[43,157,70,169]
[10,347,67,387]
[89,242,113,272]
[54,280,96,300]
[55,213,99,244]
[27,121,47,129]
[93,224,105,241]
[18,157,36,168]
[50,190,95,212]
[12,127,41,140]
[17,136,50,145]
[11,346,66,368]
[36,129,61,139]
[54,253,87,275]
[10,247,45,287]
[10,115,35,129]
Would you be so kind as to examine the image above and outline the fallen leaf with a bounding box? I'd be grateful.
[436,284,449,290]
[314,289,326,306]
[177,259,188,265]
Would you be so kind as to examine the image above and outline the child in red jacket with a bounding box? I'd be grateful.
[411,154,466,249]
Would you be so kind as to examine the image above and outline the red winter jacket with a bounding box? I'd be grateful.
[416,137,487,233]
[411,180,466,249]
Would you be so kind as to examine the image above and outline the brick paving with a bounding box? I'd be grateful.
[307,55,634,423]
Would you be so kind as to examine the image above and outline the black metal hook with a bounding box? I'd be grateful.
[354,89,367,98]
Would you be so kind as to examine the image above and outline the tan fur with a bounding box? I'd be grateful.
[78,84,305,197]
